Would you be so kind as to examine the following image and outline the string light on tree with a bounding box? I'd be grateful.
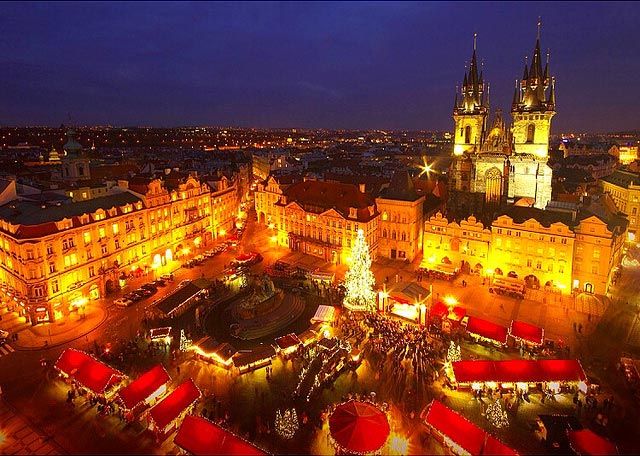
[486,399,509,428]
[343,229,376,312]
[447,341,461,363]
[179,329,192,352]
[274,408,299,439]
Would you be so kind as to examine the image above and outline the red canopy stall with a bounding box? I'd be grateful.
[465,317,509,346]
[329,400,390,454]
[148,378,201,437]
[174,415,265,455]
[54,348,123,398]
[451,359,588,392]
[567,429,618,455]
[118,364,171,422]
[421,400,516,456]
[509,320,544,347]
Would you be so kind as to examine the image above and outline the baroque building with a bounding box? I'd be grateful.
[0,174,237,325]
[448,25,555,219]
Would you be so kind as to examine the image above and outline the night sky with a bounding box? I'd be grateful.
[1,1,639,133]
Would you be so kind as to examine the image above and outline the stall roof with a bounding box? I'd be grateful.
[149,327,172,340]
[452,359,588,384]
[149,378,201,430]
[233,346,276,368]
[509,320,544,346]
[118,364,171,410]
[311,305,336,324]
[423,400,487,456]
[466,317,509,344]
[423,400,516,456]
[567,429,618,455]
[156,283,202,316]
[174,415,265,455]
[55,348,123,395]
[275,333,301,350]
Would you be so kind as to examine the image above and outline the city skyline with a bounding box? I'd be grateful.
[1,1,639,132]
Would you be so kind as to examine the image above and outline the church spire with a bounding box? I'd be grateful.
[512,79,520,107]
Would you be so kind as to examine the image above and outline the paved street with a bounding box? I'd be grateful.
[1,213,640,454]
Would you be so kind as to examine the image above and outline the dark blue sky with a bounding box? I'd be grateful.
[1,1,638,133]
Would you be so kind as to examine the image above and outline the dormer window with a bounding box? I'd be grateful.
[349,208,357,218]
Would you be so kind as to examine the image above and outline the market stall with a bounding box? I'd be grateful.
[567,429,618,455]
[329,400,390,454]
[450,359,588,393]
[233,346,275,374]
[149,327,172,344]
[117,364,171,423]
[147,378,201,438]
[54,348,124,399]
[310,305,336,325]
[509,320,544,347]
[421,400,516,456]
[174,415,265,455]
[430,301,467,332]
[191,337,237,368]
[465,316,509,346]
[275,333,301,356]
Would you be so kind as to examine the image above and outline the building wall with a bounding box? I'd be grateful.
[376,196,425,262]
[490,215,575,292]
[511,112,555,158]
[600,177,640,238]
[453,114,486,156]
[422,212,491,272]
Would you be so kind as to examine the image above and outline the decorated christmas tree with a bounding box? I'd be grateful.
[274,408,298,439]
[447,341,461,363]
[179,329,191,352]
[342,229,377,312]
[486,399,509,428]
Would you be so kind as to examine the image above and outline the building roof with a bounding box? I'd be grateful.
[174,415,265,455]
[451,359,587,384]
[509,320,544,346]
[0,191,141,228]
[54,348,123,395]
[280,180,378,222]
[466,317,509,345]
[149,378,201,430]
[155,283,203,316]
[495,205,575,228]
[600,169,640,189]
[118,364,171,410]
[378,169,420,201]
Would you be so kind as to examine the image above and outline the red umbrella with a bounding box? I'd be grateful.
[329,400,390,454]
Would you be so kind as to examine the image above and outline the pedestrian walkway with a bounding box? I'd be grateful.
[0,398,66,455]
[0,342,15,357]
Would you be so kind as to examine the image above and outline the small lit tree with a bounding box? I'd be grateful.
[486,399,509,428]
[179,329,191,352]
[274,408,298,439]
[447,341,461,363]
[343,229,377,312]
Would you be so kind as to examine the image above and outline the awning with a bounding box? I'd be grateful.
[118,364,171,410]
[466,317,509,345]
[149,378,201,430]
[390,295,411,304]
[567,429,618,455]
[174,415,265,455]
[451,359,588,384]
[423,400,488,456]
[275,333,301,351]
[509,320,544,346]
[55,348,123,395]
[422,400,516,456]
[311,305,336,324]
[329,400,390,454]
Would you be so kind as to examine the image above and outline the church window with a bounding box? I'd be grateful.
[464,126,471,144]
[526,124,535,143]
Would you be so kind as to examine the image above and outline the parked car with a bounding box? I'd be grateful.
[141,283,158,293]
[114,298,133,308]
[153,279,166,287]
[0,329,9,344]
[135,288,153,298]
[161,273,174,282]
[124,292,143,302]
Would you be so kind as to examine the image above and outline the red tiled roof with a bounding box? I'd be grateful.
[118,364,171,410]
[281,180,377,222]
[149,378,201,430]
[466,317,509,345]
[174,415,265,455]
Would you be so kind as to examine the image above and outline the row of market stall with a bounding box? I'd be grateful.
[54,348,265,453]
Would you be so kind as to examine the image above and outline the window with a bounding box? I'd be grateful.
[536,261,542,270]
[49,263,56,273]
[47,245,54,255]
[593,248,600,259]
[527,259,533,267]
[86,249,93,260]
[84,232,91,244]
[548,247,555,257]
[464,125,471,144]
[101,245,108,255]
[115,239,120,249]
[26,250,34,260]
[99,227,106,239]
[89,266,95,277]
[526,124,535,143]
[559,264,564,274]
[51,280,59,293]
[561,238,567,245]
[591,265,598,274]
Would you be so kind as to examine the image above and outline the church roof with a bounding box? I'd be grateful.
[378,169,419,201]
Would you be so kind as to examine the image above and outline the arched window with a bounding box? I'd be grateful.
[526,124,535,143]
[382,229,387,238]
[401,232,406,241]
[464,126,472,144]
[391,231,396,240]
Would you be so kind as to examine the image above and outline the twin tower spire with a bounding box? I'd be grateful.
[454,21,555,116]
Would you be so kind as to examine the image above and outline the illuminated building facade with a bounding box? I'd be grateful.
[376,170,425,262]
[449,24,555,217]
[600,170,640,240]
[0,175,235,324]
[254,174,301,227]
[273,180,379,265]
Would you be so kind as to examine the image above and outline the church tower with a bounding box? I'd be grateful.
[453,34,488,156]
[511,21,556,158]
